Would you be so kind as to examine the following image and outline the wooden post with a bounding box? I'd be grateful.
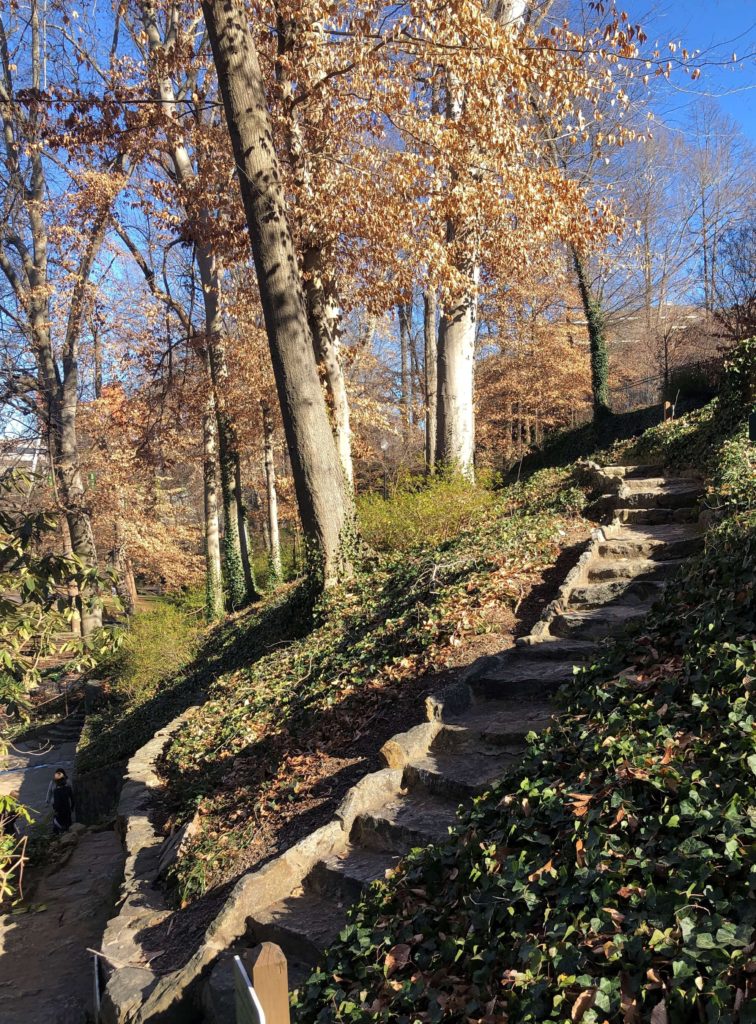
[241,943,290,1024]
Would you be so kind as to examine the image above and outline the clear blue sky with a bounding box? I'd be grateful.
[627,1,756,139]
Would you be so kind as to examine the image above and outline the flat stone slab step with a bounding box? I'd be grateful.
[569,579,666,609]
[550,603,652,640]
[306,845,401,903]
[247,892,346,966]
[615,506,699,525]
[443,699,554,742]
[601,462,665,478]
[587,557,686,582]
[598,524,703,560]
[403,745,520,800]
[471,658,581,700]
[510,637,598,661]
[351,792,460,854]
[615,480,702,509]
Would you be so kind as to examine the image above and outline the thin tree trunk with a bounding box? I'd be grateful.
[201,283,252,608]
[203,395,224,621]
[234,455,257,599]
[93,323,103,399]
[398,302,412,438]
[572,248,611,420]
[137,0,252,605]
[261,400,282,582]
[423,287,438,473]
[203,0,352,587]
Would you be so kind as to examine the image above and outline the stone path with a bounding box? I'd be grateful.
[0,828,123,1024]
[0,708,124,1024]
[201,462,704,1002]
[1,710,85,835]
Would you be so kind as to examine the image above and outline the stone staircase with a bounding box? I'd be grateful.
[197,462,704,1009]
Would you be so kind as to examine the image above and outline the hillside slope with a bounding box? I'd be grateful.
[295,346,756,1022]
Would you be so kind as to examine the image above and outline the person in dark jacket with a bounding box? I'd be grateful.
[46,769,75,835]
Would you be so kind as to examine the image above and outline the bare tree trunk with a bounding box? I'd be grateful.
[261,400,282,582]
[203,0,352,587]
[274,12,355,491]
[398,302,412,438]
[436,253,478,479]
[423,287,438,473]
[234,456,257,600]
[137,0,253,605]
[302,245,354,488]
[435,72,477,481]
[203,395,224,621]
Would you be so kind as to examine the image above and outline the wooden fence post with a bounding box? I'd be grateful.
[241,942,291,1024]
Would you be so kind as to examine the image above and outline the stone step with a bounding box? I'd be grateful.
[550,603,652,641]
[471,658,581,700]
[441,699,554,742]
[568,579,666,609]
[598,524,703,561]
[247,892,346,967]
[615,480,702,510]
[403,744,521,801]
[615,506,699,525]
[306,845,401,904]
[601,462,665,479]
[587,557,686,583]
[509,637,598,661]
[351,792,460,854]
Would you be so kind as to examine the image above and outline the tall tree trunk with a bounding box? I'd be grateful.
[398,302,412,437]
[203,0,352,587]
[572,248,611,420]
[202,300,251,609]
[203,395,224,621]
[302,245,354,488]
[234,456,257,599]
[423,287,438,473]
[435,72,477,481]
[436,253,478,479]
[275,12,355,491]
[261,400,282,582]
[138,0,253,605]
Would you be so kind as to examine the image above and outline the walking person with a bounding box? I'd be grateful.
[46,769,75,835]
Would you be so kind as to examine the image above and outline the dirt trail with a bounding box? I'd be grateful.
[0,829,123,1024]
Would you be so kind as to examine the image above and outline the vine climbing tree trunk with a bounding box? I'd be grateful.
[203,0,352,587]
[572,247,611,420]
[203,393,224,621]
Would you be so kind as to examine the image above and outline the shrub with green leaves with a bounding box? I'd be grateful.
[97,600,201,705]
[357,476,496,553]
